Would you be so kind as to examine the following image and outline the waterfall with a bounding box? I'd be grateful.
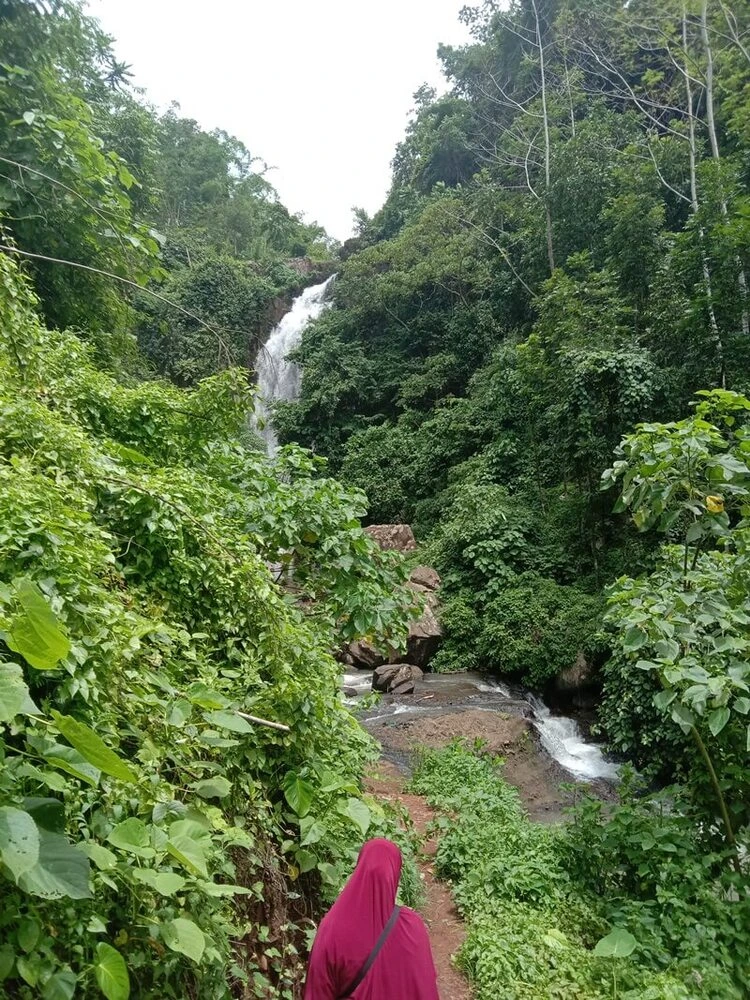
[525,693,619,781]
[254,276,335,454]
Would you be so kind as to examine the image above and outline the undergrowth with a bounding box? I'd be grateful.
[410,743,746,1000]
[0,255,414,999]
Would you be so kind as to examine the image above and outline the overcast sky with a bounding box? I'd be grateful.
[88,1,471,240]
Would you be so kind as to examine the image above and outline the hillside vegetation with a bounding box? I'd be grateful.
[279,0,750,770]
[0,3,412,997]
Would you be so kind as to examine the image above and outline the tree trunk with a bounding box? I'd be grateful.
[532,0,556,273]
[700,0,750,337]
[685,9,726,386]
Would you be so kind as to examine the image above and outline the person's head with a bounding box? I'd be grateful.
[351,838,402,909]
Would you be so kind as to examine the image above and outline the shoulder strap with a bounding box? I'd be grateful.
[337,905,401,1000]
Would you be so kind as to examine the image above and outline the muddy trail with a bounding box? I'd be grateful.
[365,761,471,1000]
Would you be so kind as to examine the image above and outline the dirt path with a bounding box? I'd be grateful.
[365,762,472,1000]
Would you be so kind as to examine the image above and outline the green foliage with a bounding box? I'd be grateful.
[412,743,746,1000]
[433,578,603,688]
[0,255,410,996]
[602,390,750,841]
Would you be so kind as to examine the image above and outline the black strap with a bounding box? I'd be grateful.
[337,905,401,999]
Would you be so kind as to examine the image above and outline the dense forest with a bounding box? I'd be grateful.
[280,0,750,770]
[0,0,749,998]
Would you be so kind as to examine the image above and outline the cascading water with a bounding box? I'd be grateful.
[349,672,619,784]
[525,693,619,781]
[254,276,335,454]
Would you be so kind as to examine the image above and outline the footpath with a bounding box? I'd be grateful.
[365,762,472,1000]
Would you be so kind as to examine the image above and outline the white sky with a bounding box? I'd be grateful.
[88,1,471,240]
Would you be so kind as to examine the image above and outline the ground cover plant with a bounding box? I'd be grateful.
[411,742,748,1000]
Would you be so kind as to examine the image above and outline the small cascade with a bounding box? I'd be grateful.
[525,693,619,781]
[254,276,334,454]
[346,671,619,784]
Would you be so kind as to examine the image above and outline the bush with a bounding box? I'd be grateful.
[0,256,412,998]
[411,743,746,1000]
[433,578,604,688]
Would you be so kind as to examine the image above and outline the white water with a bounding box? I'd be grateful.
[254,276,334,454]
[526,694,619,782]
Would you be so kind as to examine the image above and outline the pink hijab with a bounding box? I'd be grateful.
[304,838,439,1000]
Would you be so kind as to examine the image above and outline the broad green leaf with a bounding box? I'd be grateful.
[161,918,205,963]
[132,869,186,896]
[192,777,232,800]
[107,818,154,858]
[18,827,92,900]
[0,944,14,981]
[342,798,371,837]
[655,638,679,661]
[152,801,188,824]
[622,626,647,652]
[167,699,192,727]
[653,691,676,712]
[51,713,137,783]
[87,916,108,933]
[318,771,357,794]
[45,749,100,787]
[283,774,314,817]
[187,684,227,709]
[317,861,340,885]
[166,820,210,878]
[708,707,731,737]
[18,917,40,952]
[0,662,38,721]
[202,710,252,734]
[42,970,77,1000]
[94,944,129,1000]
[23,796,65,833]
[7,578,70,670]
[17,955,38,986]
[670,702,695,733]
[299,816,326,846]
[0,806,40,879]
[734,697,750,715]
[295,849,318,873]
[593,927,637,959]
[196,880,253,897]
[77,843,117,870]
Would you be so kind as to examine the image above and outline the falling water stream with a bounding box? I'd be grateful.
[254,276,334,454]
[256,278,617,785]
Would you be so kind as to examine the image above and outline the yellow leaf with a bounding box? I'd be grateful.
[706,495,725,514]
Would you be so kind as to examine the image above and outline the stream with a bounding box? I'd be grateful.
[342,669,620,784]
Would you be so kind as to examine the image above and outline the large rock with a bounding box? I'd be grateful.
[404,600,443,668]
[365,524,417,552]
[372,663,424,694]
[347,639,386,670]
[555,651,597,694]
[409,566,441,591]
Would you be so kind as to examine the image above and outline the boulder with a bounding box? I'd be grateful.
[405,601,443,668]
[372,663,423,694]
[342,686,358,698]
[409,566,441,591]
[347,639,386,670]
[555,651,597,694]
[365,524,417,552]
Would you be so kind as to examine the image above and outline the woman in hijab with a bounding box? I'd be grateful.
[304,838,440,1000]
